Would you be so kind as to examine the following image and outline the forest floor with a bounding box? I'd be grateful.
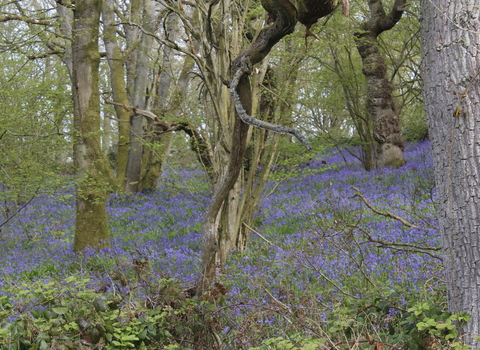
[1,140,452,350]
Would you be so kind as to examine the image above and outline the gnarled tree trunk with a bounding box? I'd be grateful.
[355,0,406,168]
[198,0,336,294]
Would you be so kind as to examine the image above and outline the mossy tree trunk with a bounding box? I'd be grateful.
[72,0,110,252]
[102,0,131,190]
[355,0,406,168]
[125,0,155,193]
[139,11,179,192]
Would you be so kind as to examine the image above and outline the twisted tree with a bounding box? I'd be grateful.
[355,0,407,168]
[198,0,344,293]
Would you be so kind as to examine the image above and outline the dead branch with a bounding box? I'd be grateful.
[103,98,173,131]
[352,186,418,228]
[352,225,442,260]
[229,67,312,149]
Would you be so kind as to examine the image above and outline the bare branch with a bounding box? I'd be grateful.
[103,98,173,131]
[1,129,66,138]
[352,186,418,228]
[229,61,312,150]
[352,225,442,260]
[0,15,53,25]
[0,188,39,229]
[27,50,64,59]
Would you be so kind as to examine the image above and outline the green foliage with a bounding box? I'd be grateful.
[267,138,331,183]
[0,54,72,219]
[402,302,471,350]
[0,275,225,349]
[402,114,429,142]
[250,335,327,350]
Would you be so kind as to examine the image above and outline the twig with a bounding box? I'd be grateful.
[296,251,360,299]
[263,288,292,313]
[103,98,173,131]
[0,188,39,229]
[352,225,442,260]
[211,326,222,350]
[213,302,283,314]
[242,222,277,247]
[352,186,418,228]
[1,129,66,138]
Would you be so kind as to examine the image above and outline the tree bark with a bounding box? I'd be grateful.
[421,0,480,346]
[125,0,155,193]
[355,0,406,168]
[102,0,131,190]
[139,11,179,191]
[72,0,110,252]
[198,0,332,294]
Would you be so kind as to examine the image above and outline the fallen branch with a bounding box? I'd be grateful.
[352,186,418,228]
[243,222,277,247]
[1,188,39,229]
[352,225,442,260]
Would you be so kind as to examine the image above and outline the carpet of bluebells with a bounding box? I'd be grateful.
[0,140,445,348]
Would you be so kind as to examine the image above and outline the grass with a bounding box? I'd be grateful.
[0,141,455,350]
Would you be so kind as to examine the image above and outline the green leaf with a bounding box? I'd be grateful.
[121,334,139,341]
[39,340,48,350]
[52,307,69,315]
[138,328,148,340]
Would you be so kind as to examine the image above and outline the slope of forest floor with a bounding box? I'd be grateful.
[1,141,455,350]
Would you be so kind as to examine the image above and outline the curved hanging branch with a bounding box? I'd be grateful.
[228,0,313,149]
[198,0,342,294]
[228,0,346,150]
[229,66,312,149]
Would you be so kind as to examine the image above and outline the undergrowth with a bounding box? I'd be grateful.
[0,142,471,349]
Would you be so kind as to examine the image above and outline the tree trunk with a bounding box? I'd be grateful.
[72,0,109,252]
[199,74,251,294]
[102,0,132,190]
[355,0,406,168]
[421,0,480,346]
[139,11,178,192]
[198,0,319,294]
[125,0,155,193]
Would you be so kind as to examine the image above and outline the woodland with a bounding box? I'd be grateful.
[1,0,479,349]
